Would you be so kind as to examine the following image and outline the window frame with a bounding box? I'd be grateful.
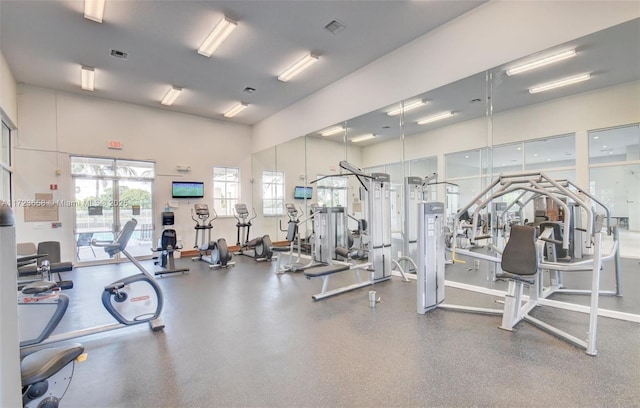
[212,166,240,217]
[262,170,285,216]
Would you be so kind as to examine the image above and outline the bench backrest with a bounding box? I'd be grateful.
[502,225,538,276]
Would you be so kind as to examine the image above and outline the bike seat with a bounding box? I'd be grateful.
[22,280,57,295]
[21,343,84,387]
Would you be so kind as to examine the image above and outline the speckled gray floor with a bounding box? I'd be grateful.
[27,254,640,407]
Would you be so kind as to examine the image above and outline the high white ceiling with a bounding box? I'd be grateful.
[0,0,484,125]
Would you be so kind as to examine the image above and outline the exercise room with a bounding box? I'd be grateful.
[1,1,639,407]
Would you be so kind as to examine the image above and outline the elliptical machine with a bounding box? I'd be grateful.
[152,212,189,276]
[191,204,233,268]
[233,203,273,261]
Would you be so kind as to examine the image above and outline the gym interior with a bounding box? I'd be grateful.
[1,2,639,407]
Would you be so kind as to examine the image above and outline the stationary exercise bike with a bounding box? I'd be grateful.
[191,204,233,268]
[152,211,189,276]
[18,219,165,347]
[233,203,273,261]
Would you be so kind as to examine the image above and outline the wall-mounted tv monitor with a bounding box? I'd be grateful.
[172,181,204,198]
[294,186,313,199]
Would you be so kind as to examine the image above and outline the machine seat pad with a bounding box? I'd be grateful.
[17,265,39,276]
[49,262,73,273]
[304,264,350,278]
[271,246,291,252]
[502,225,538,276]
[21,343,84,386]
[495,272,535,285]
[22,280,57,294]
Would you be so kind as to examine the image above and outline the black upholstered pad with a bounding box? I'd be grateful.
[21,343,84,386]
[501,225,538,276]
[304,264,350,278]
[271,246,291,252]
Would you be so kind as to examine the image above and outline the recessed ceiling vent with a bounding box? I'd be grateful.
[324,19,346,35]
[110,49,128,60]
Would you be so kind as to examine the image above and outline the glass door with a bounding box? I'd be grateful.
[72,157,155,264]
[118,179,154,258]
[74,177,116,263]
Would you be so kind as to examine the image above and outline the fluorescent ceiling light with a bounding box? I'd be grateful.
[387,100,426,116]
[416,111,454,125]
[81,66,95,91]
[224,102,248,118]
[350,134,376,143]
[528,73,591,94]
[506,49,577,76]
[84,0,105,23]
[278,53,319,82]
[320,126,344,137]
[198,16,238,57]
[161,86,183,106]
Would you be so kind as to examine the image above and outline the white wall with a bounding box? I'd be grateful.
[0,51,18,127]
[363,81,640,170]
[252,1,640,153]
[14,85,252,260]
[0,43,21,408]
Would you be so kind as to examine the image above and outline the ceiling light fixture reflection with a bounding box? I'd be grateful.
[529,73,591,94]
[161,86,183,106]
[198,16,238,57]
[387,100,426,116]
[223,102,248,118]
[80,66,95,91]
[278,53,319,82]
[416,111,454,125]
[84,0,105,23]
[350,134,376,143]
[506,49,577,76]
[320,126,344,137]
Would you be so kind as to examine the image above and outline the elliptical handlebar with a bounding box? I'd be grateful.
[233,203,256,224]
[191,204,216,226]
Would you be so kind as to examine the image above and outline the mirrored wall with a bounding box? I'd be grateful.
[250,18,640,266]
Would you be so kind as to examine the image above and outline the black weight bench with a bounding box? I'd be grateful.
[304,261,372,301]
[304,264,349,278]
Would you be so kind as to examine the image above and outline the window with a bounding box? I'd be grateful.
[491,134,576,180]
[445,148,488,179]
[213,167,240,216]
[316,176,348,207]
[262,170,284,216]
[588,124,640,258]
[589,124,639,164]
[1,121,11,202]
[524,134,575,170]
[493,143,523,174]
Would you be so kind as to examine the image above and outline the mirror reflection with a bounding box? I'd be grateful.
[249,19,639,310]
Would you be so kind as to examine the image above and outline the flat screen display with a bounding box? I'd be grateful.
[294,186,313,199]
[172,181,204,198]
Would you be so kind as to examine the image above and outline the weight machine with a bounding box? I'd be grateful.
[417,171,635,355]
[302,161,393,300]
